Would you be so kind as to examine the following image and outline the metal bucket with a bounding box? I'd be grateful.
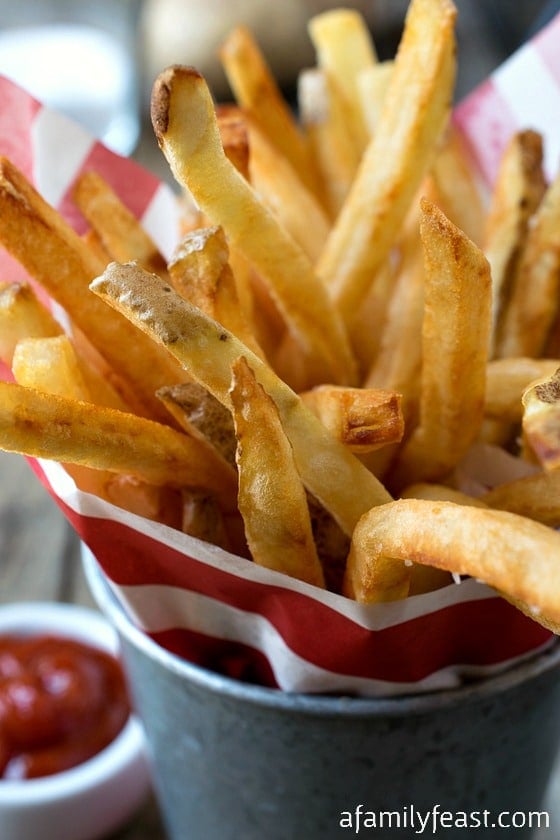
[83,549,560,839]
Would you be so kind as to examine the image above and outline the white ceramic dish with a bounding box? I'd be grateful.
[0,601,152,840]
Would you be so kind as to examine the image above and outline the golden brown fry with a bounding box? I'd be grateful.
[390,200,492,489]
[484,130,547,356]
[230,356,325,587]
[91,262,392,536]
[429,126,485,246]
[157,381,237,468]
[0,280,61,366]
[12,335,91,400]
[219,25,320,198]
[485,357,560,422]
[73,170,168,278]
[151,65,356,387]
[168,225,264,358]
[105,475,183,529]
[308,8,377,157]
[317,0,457,325]
[0,158,190,421]
[344,498,560,631]
[496,169,560,358]
[246,117,331,263]
[482,470,560,527]
[298,67,360,219]
[401,482,488,507]
[216,104,251,180]
[0,381,238,512]
[300,385,404,453]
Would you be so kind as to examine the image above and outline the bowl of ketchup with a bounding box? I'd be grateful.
[0,602,151,840]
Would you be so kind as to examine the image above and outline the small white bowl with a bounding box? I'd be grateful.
[0,601,152,840]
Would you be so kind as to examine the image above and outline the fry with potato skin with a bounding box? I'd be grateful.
[521,368,560,471]
[150,65,357,388]
[90,261,392,536]
[344,498,560,630]
[484,357,560,422]
[230,356,325,588]
[316,0,457,325]
[0,381,238,512]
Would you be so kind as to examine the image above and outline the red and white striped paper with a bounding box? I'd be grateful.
[1,12,559,696]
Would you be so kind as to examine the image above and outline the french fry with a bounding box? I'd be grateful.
[73,170,169,278]
[298,67,360,219]
[390,199,492,489]
[357,61,394,136]
[90,261,392,536]
[216,104,251,180]
[495,169,560,358]
[0,280,61,366]
[245,116,331,263]
[483,130,547,356]
[0,157,190,421]
[150,65,357,388]
[219,25,320,199]
[168,225,264,358]
[157,382,237,468]
[344,498,560,630]
[230,355,325,588]
[0,381,238,512]
[300,384,404,453]
[482,470,560,527]
[308,8,377,158]
[485,357,560,422]
[12,336,91,400]
[429,126,485,247]
[316,0,457,325]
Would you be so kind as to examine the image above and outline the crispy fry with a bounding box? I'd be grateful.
[484,130,547,356]
[230,356,325,587]
[298,67,360,219]
[485,357,560,422]
[216,104,250,180]
[300,384,404,453]
[0,381,238,512]
[308,8,377,157]
[482,470,560,527]
[12,336,91,400]
[390,199,492,489]
[73,170,169,278]
[151,65,356,388]
[168,225,264,358]
[91,261,392,535]
[344,498,560,631]
[496,169,560,358]
[219,25,320,198]
[0,281,61,366]
[317,0,457,325]
[246,116,331,263]
[0,157,190,421]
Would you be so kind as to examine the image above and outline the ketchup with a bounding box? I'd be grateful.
[0,634,130,780]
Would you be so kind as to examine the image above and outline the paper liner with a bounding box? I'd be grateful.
[1,13,559,696]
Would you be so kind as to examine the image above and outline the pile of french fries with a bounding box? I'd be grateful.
[1,0,560,631]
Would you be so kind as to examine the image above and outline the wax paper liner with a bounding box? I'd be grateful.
[1,13,560,696]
